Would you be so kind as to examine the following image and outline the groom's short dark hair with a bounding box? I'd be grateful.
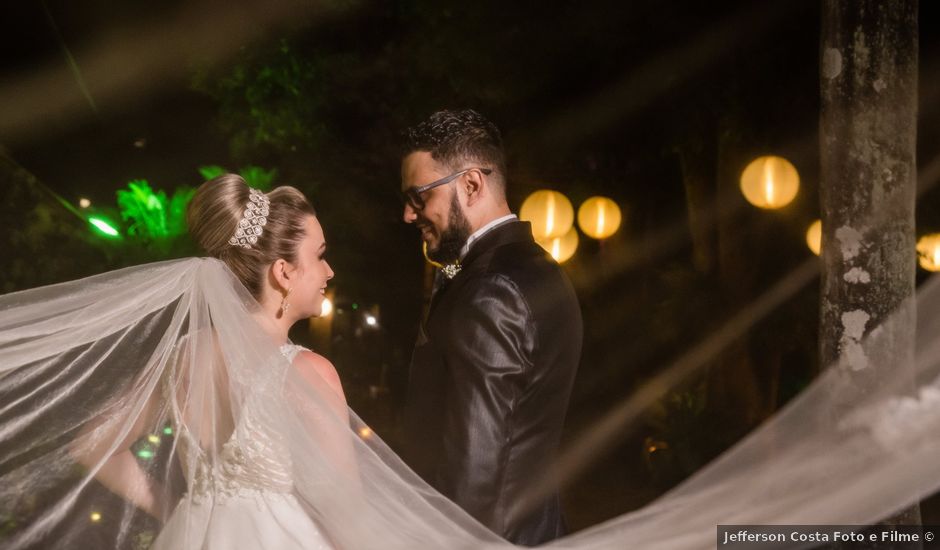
[402,109,507,196]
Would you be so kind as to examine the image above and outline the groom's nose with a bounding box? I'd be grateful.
[402,203,418,224]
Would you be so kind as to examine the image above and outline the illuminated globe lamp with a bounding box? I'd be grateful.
[536,227,579,264]
[806,219,822,256]
[577,196,622,240]
[520,190,574,240]
[739,156,800,209]
[916,234,940,272]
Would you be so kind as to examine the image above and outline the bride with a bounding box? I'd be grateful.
[3,174,940,549]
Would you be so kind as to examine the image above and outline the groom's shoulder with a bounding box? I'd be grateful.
[452,255,542,312]
[483,238,566,287]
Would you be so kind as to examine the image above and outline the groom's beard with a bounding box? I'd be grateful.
[427,193,472,265]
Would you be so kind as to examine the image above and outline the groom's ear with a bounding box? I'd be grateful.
[463,169,486,207]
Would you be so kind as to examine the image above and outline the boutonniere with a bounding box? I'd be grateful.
[422,242,462,279]
[441,263,461,280]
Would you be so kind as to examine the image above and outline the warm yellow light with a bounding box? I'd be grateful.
[577,196,622,240]
[320,297,333,317]
[79,198,91,209]
[536,227,578,264]
[90,512,102,523]
[147,435,160,444]
[806,220,822,256]
[917,234,940,272]
[359,427,373,439]
[739,156,800,209]
[520,190,574,240]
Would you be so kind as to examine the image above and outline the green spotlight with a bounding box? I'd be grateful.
[88,216,121,238]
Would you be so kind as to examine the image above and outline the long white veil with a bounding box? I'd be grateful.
[1,257,938,549]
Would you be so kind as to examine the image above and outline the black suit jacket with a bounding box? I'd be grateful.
[402,220,583,546]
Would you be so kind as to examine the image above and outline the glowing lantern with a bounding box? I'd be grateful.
[537,227,578,264]
[806,220,822,256]
[739,156,800,209]
[577,196,622,240]
[917,234,940,272]
[520,190,574,240]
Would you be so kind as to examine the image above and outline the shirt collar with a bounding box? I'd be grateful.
[459,214,518,260]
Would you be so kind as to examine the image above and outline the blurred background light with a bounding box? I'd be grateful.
[521,190,574,240]
[740,155,800,209]
[578,196,622,240]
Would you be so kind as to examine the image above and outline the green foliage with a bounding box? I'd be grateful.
[196,165,277,190]
[192,39,327,159]
[117,180,167,239]
[238,165,277,190]
[116,180,193,242]
[198,165,226,181]
[167,187,196,237]
[643,383,711,486]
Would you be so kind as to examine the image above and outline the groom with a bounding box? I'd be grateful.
[399,109,583,546]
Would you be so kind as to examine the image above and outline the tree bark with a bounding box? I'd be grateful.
[820,0,919,525]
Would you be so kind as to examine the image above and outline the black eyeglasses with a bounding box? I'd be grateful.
[400,167,492,210]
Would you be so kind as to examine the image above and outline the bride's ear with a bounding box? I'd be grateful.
[271,259,294,292]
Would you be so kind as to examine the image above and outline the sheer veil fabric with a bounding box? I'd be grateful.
[2,257,940,549]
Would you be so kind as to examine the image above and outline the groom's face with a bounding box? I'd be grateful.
[401,151,472,264]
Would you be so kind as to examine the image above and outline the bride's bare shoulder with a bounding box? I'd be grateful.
[292,349,344,397]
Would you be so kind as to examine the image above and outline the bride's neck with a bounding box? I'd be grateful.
[255,298,294,344]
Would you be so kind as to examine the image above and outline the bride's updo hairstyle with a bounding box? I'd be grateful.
[187,173,316,299]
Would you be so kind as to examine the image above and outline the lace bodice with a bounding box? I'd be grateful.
[169,344,303,501]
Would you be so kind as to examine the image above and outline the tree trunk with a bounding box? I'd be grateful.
[820,0,919,525]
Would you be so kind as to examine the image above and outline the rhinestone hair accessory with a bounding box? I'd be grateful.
[228,188,270,249]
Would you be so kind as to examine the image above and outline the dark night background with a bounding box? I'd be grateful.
[2,0,939,539]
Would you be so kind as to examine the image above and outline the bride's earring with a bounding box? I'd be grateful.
[280,287,293,315]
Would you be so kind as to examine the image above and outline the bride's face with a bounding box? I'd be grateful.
[287,215,334,318]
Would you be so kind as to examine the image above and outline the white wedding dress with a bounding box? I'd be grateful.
[4,257,940,549]
[152,344,333,550]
